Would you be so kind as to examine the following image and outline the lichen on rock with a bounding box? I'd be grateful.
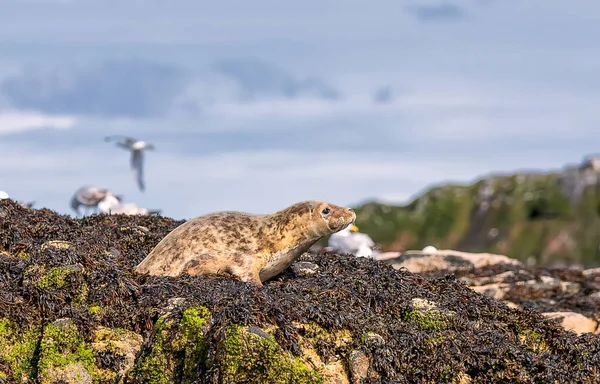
[0,318,40,382]
[128,305,211,383]
[37,318,98,384]
[213,324,323,384]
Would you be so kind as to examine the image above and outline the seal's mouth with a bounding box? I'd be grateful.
[329,215,356,233]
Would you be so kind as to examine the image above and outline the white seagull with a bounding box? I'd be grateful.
[70,186,120,216]
[105,135,155,192]
[327,224,377,258]
[98,194,161,216]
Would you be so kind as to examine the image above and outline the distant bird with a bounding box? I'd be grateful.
[105,135,155,192]
[98,194,161,216]
[328,224,377,258]
[70,186,120,216]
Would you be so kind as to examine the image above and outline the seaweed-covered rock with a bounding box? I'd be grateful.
[1,199,600,383]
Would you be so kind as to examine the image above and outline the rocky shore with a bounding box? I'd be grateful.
[378,250,600,335]
[0,199,599,383]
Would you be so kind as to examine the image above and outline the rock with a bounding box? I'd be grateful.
[560,281,580,294]
[44,362,93,384]
[470,283,510,300]
[348,350,369,383]
[40,240,74,251]
[589,291,600,300]
[390,249,522,274]
[542,312,598,335]
[362,332,385,346]
[91,327,144,382]
[583,267,600,279]
[291,261,320,276]
[503,301,521,309]
[37,318,98,384]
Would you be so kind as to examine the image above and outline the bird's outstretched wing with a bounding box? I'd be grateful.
[131,150,145,191]
[105,135,137,147]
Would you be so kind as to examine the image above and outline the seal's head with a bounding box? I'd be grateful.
[313,201,356,234]
[273,200,356,240]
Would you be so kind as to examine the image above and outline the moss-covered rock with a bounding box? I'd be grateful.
[212,324,323,384]
[91,326,144,383]
[0,199,599,383]
[0,318,40,382]
[37,318,98,383]
[128,305,211,384]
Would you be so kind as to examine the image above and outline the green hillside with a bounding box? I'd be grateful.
[352,164,600,267]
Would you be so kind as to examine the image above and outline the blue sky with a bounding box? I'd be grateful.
[1,0,600,219]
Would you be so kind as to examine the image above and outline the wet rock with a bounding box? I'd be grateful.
[91,327,144,382]
[37,318,98,384]
[362,332,385,347]
[291,261,320,276]
[390,249,522,273]
[542,312,598,335]
[40,240,74,251]
[471,283,510,300]
[348,350,369,383]
[583,267,600,279]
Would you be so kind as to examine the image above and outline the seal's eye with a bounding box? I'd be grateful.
[322,207,331,215]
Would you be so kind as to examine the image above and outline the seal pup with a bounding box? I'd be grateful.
[105,135,155,192]
[135,200,356,286]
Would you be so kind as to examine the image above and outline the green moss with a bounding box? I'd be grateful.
[129,316,174,384]
[0,318,40,381]
[88,306,101,315]
[518,330,549,353]
[424,334,445,347]
[37,318,99,383]
[35,267,74,289]
[177,306,211,381]
[16,251,30,259]
[404,302,450,331]
[130,305,211,384]
[217,324,322,384]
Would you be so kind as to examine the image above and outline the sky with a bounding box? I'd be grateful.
[1,0,600,220]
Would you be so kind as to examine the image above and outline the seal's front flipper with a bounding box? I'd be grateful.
[241,273,263,287]
[226,264,263,287]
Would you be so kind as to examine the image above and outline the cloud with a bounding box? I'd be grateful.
[1,59,190,118]
[405,4,467,22]
[0,110,77,135]
[373,86,394,104]
[213,58,341,101]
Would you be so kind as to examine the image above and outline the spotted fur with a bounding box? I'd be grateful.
[134,200,356,286]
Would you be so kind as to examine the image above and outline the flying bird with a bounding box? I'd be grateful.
[105,135,155,192]
[70,186,120,216]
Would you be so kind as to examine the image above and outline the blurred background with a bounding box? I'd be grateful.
[1,0,599,228]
